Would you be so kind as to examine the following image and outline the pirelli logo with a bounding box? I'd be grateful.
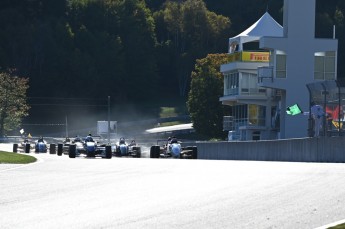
[250,53,269,61]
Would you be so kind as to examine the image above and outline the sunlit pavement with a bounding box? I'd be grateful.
[1,144,345,229]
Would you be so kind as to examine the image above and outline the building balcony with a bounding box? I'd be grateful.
[257,66,278,89]
[224,87,267,97]
[258,66,273,82]
[227,51,270,63]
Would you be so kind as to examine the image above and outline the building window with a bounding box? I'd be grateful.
[241,73,258,94]
[276,50,287,78]
[230,104,267,139]
[224,72,239,95]
[248,104,266,126]
[314,51,336,80]
[233,104,248,131]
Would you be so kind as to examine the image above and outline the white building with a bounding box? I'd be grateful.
[220,0,338,140]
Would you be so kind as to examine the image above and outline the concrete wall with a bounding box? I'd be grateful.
[182,137,345,162]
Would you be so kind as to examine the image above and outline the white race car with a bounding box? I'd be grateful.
[150,139,197,159]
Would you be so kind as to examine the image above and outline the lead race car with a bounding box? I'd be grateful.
[114,138,141,158]
[68,135,112,159]
[150,137,197,159]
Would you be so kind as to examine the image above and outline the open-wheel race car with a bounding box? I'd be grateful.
[13,138,33,153]
[68,135,112,159]
[114,138,141,158]
[35,138,48,153]
[150,138,197,159]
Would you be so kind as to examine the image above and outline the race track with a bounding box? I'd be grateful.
[1,145,345,229]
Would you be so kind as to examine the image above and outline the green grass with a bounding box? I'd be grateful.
[160,107,179,118]
[158,121,183,127]
[329,224,345,229]
[0,151,37,164]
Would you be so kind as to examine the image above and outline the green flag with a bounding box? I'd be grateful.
[286,104,302,115]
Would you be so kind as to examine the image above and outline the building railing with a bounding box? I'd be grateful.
[224,88,239,96]
[224,87,267,96]
[258,66,274,83]
[223,117,266,132]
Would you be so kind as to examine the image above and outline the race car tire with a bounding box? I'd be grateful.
[154,146,160,158]
[150,145,160,158]
[25,143,30,153]
[69,144,76,158]
[105,145,112,159]
[57,144,63,156]
[115,146,121,157]
[191,146,198,159]
[149,146,154,158]
[184,146,197,159]
[13,144,18,153]
[87,151,95,157]
[49,144,56,154]
[132,146,141,158]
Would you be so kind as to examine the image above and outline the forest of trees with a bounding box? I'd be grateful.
[1,0,344,99]
[0,0,344,136]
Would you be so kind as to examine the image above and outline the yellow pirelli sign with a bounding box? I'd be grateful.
[228,51,269,62]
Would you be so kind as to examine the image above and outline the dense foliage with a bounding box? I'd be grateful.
[0,71,29,136]
[1,0,344,99]
[0,0,231,102]
[187,54,231,138]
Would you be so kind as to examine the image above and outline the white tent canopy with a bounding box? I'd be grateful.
[228,12,283,53]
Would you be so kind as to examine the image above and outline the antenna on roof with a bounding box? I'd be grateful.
[266,4,269,12]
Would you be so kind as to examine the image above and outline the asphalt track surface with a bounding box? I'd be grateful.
[1,145,345,229]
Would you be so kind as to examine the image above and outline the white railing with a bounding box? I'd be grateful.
[224,87,266,96]
[224,88,239,96]
[258,66,273,83]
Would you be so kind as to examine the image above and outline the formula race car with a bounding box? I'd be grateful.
[114,138,141,158]
[13,138,32,153]
[35,137,48,153]
[68,135,112,159]
[150,139,197,159]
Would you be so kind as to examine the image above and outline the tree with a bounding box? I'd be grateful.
[0,70,30,136]
[115,0,159,101]
[153,0,231,96]
[187,54,230,138]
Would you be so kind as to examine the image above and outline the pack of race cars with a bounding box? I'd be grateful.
[12,135,197,159]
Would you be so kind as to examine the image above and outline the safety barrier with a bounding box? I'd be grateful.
[182,136,345,162]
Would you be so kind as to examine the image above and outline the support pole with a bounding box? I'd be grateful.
[108,96,110,144]
[65,116,68,137]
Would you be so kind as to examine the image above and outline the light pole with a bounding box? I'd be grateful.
[108,96,110,144]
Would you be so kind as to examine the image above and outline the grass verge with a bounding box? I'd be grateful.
[0,151,37,164]
[329,224,345,229]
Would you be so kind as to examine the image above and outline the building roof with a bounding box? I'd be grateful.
[145,123,193,134]
[228,12,283,52]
